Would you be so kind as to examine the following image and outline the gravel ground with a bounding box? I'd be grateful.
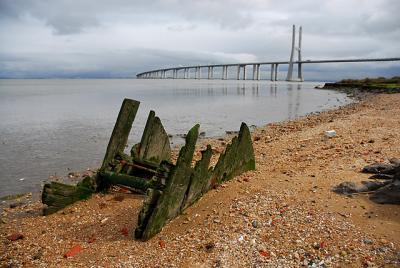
[1,93,400,267]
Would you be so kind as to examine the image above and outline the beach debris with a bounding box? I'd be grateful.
[41,176,96,215]
[135,123,255,241]
[63,245,83,258]
[40,98,256,240]
[333,158,400,204]
[324,130,336,138]
[0,192,29,201]
[7,233,24,241]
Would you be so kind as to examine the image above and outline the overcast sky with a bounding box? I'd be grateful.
[0,0,399,79]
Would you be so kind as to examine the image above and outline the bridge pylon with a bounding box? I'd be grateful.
[286,25,303,82]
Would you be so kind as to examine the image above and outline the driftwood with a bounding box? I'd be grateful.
[135,123,255,241]
[42,176,96,215]
[41,98,256,240]
[333,159,400,204]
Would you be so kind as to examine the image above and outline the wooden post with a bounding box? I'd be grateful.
[98,99,140,191]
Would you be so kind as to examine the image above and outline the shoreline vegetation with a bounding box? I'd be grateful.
[322,76,400,94]
[1,79,400,266]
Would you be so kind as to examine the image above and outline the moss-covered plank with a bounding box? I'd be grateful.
[101,99,140,170]
[41,176,96,215]
[99,171,154,192]
[98,99,140,191]
[136,124,199,240]
[181,145,213,210]
[211,122,255,186]
[134,111,171,165]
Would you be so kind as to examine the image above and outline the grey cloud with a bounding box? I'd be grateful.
[0,0,399,79]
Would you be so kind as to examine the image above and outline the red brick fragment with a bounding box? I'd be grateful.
[64,245,83,258]
[7,233,24,241]
[259,250,270,257]
[121,227,129,237]
[159,239,166,248]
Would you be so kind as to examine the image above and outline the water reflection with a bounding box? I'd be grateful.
[0,79,351,196]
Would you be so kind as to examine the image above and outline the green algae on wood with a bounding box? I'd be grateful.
[99,171,155,192]
[136,124,199,240]
[0,193,29,201]
[181,144,213,210]
[101,99,140,170]
[133,110,171,165]
[41,176,96,215]
[211,122,255,185]
[98,99,140,190]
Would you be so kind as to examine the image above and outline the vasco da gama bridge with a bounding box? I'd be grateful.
[136,25,400,82]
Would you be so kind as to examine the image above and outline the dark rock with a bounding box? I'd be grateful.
[9,202,24,208]
[332,182,365,195]
[362,163,396,174]
[370,180,400,204]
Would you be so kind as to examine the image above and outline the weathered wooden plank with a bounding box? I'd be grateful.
[99,171,154,192]
[181,145,213,210]
[136,124,199,240]
[101,99,140,170]
[42,176,96,215]
[98,99,140,191]
[211,122,255,186]
[134,188,162,239]
[134,110,171,165]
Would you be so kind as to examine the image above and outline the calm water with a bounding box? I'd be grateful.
[0,79,351,197]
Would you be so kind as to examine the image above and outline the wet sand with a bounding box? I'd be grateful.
[1,93,399,267]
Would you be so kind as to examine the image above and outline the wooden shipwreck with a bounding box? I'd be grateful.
[41,98,255,240]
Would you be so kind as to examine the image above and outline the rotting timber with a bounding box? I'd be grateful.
[41,98,255,240]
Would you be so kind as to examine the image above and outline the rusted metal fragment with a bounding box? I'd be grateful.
[211,122,255,186]
[132,110,171,165]
[181,145,213,211]
[135,124,199,240]
[42,176,96,215]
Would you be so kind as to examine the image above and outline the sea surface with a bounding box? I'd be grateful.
[0,79,351,197]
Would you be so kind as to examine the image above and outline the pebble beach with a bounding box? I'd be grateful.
[1,92,400,267]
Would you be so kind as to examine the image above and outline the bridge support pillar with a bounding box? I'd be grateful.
[243,65,247,80]
[275,64,279,81]
[252,64,256,80]
[236,65,240,80]
[297,26,304,81]
[270,64,275,81]
[256,64,260,80]
[196,67,200,79]
[210,67,214,79]
[207,67,211,79]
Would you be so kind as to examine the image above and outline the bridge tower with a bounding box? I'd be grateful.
[286,25,303,81]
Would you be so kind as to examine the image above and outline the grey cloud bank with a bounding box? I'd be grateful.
[0,0,399,79]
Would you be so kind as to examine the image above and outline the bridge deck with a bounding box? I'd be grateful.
[136,57,400,76]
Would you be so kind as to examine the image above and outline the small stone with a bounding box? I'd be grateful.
[204,242,215,253]
[7,233,24,241]
[252,220,258,228]
[363,238,373,245]
[293,252,300,260]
